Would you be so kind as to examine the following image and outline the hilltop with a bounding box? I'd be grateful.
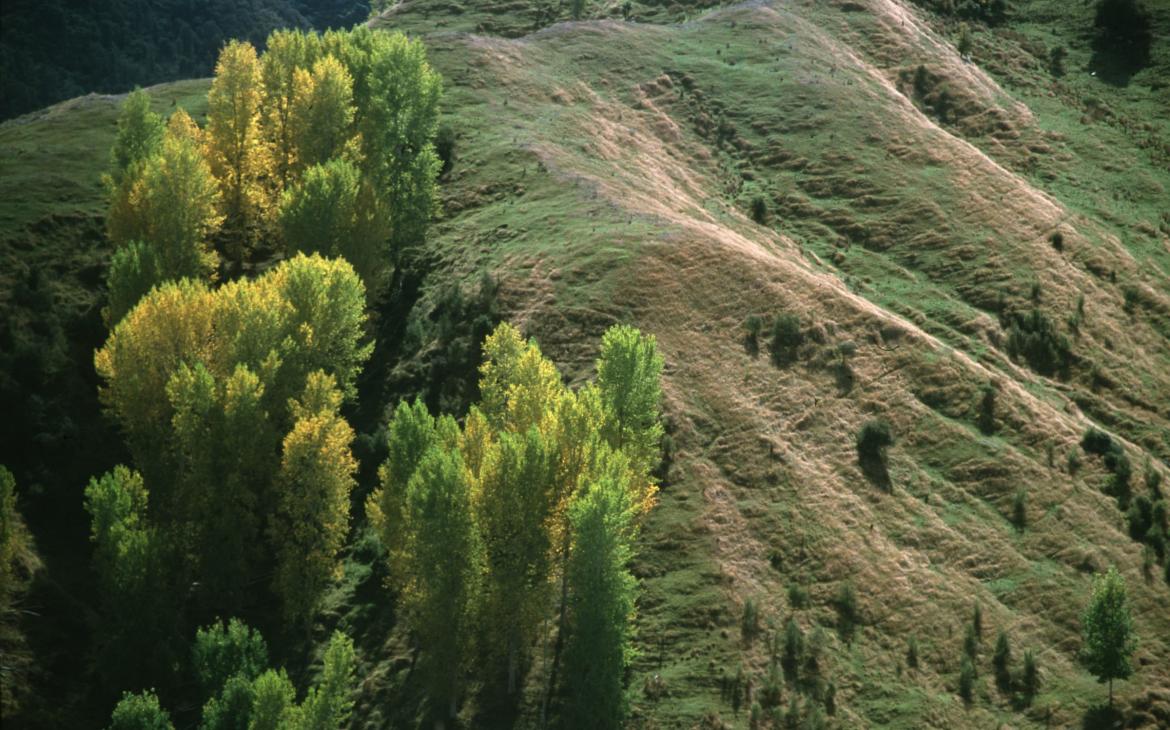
[1,0,1168,727]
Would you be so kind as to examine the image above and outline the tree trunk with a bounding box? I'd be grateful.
[540,531,573,728]
[1109,677,1113,708]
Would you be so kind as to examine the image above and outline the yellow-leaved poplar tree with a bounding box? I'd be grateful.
[272,371,357,626]
[290,55,356,172]
[205,39,271,267]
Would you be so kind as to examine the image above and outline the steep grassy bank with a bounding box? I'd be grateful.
[1,0,1168,726]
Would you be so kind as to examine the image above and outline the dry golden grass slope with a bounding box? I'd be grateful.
[2,0,1169,727]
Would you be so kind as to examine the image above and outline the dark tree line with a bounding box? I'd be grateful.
[0,0,369,120]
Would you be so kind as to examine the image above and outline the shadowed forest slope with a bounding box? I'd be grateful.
[1,0,1168,727]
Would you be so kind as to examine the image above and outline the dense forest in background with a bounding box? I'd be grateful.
[0,0,370,120]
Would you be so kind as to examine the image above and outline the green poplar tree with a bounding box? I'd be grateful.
[563,471,638,730]
[401,443,480,725]
[1081,566,1138,707]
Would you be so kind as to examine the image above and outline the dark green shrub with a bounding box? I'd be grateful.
[907,636,920,669]
[1012,489,1027,531]
[742,598,761,640]
[744,315,763,356]
[977,381,997,435]
[1127,496,1153,541]
[959,655,976,704]
[750,195,768,224]
[824,680,836,716]
[762,661,783,708]
[1081,428,1115,456]
[1049,46,1067,76]
[857,420,893,461]
[963,624,979,660]
[958,25,973,56]
[992,630,1012,691]
[787,582,810,609]
[435,123,456,176]
[1021,649,1040,703]
[972,602,983,641]
[835,583,859,643]
[1002,308,1072,377]
[769,313,803,366]
[857,420,893,488]
[782,617,804,681]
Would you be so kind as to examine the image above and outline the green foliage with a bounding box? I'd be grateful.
[476,427,555,692]
[109,89,165,187]
[0,466,37,716]
[192,618,269,701]
[571,0,587,21]
[972,602,983,641]
[1081,566,1137,705]
[977,381,996,435]
[1012,488,1027,531]
[750,194,768,224]
[402,444,480,720]
[1021,649,1040,703]
[297,631,356,730]
[906,636,919,669]
[744,315,763,356]
[992,630,1012,691]
[742,598,761,640]
[279,158,387,288]
[769,313,803,366]
[105,241,162,326]
[957,25,973,57]
[1002,308,1072,378]
[435,123,456,176]
[271,372,357,626]
[199,675,256,730]
[94,255,369,616]
[367,398,437,580]
[289,55,356,171]
[958,656,976,704]
[84,466,177,688]
[787,582,809,609]
[857,420,893,460]
[249,670,297,730]
[108,690,174,730]
[326,27,442,260]
[563,474,638,730]
[834,583,859,643]
[782,617,804,681]
[597,324,665,483]
[205,40,270,264]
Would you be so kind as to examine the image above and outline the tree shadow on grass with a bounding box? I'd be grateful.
[1082,703,1123,729]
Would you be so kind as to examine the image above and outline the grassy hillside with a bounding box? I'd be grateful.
[2,0,1168,727]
